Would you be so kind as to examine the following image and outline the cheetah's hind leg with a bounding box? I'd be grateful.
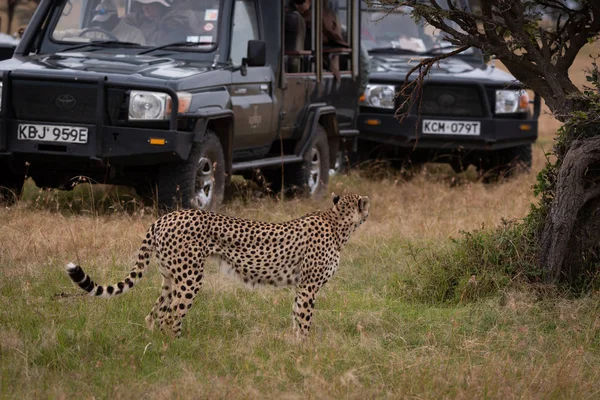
[146,271,174,331]
[167,273,204,337]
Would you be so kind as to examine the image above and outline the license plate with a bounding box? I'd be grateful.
[422,120,481,136]
[18,124,88,144]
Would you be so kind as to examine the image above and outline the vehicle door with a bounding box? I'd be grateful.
[229,0,275,153]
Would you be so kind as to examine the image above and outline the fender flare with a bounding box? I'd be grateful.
[191,107,235,178]
[294,104,339,164]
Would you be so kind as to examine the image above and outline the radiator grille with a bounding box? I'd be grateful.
[418,85,485,117]
[12,80,99,124]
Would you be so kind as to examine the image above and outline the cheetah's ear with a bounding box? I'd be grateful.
[331,192,340,206]
[358,196,370,213]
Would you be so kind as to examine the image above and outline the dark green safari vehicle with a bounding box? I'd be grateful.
[0,0,362,210]
[354,1,540,178]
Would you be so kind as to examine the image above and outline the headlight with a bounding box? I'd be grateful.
[361,84,396,109]
[129,91,167,120]
[495,89,529,114]
[128,90,191,121]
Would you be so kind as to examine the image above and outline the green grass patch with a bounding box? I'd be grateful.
[19,178,145,215]
[2,244,600,398]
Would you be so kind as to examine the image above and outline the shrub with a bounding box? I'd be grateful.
[398,218,541,304]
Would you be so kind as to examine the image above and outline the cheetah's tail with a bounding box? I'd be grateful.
[65,225,156,299]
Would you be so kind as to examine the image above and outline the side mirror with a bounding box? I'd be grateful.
[245,40,266,67]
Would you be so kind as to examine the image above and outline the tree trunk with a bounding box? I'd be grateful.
[539,136,600,283]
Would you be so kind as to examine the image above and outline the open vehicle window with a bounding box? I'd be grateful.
[283,0,312,74]
[284,0,353,75]
[51,0,222,49]
[361,5,473,55]
[322,0,352,75]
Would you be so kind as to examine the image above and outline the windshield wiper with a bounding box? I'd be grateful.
[368,47,423,55]
[60,40,142,52]
[137,40,216,55]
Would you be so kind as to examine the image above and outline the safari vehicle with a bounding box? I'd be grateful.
[0,0,361,210]
[354,2,540,178]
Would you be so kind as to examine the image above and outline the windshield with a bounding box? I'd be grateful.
[361,7,473,55]
[51,0,222,49]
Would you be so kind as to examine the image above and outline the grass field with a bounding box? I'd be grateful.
[1,45,599,399]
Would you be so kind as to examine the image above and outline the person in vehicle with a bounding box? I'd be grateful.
[89,1,146,44]
[288,0,349,49]
[125,0,202,46]
[367,11,426,52]
[285,0,308,50]
[124,0,171,44]
[286,0,311,50]
[284,0,309,72]
[287,0,349,79]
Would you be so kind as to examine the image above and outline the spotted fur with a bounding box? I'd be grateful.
[66,193,370,338]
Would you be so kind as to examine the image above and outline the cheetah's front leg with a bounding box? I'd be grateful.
[292,285,319,340]
[165,257,206,337]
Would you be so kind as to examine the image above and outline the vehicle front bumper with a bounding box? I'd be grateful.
[0,121,194,165]
[357,113,538,151]
[0,72,194,166]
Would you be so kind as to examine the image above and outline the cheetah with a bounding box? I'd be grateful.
[66,193,370,339]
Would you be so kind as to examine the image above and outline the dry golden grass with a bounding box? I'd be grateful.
[2,166,599,398]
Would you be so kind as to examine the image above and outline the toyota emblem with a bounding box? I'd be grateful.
[55,94,77,110]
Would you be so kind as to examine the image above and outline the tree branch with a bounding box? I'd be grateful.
[370,0,599,116]
[558,4,600,71]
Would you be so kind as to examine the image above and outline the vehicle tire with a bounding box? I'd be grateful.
[156,131,226,212]
[263,125,330,198]
[478,144,532,182]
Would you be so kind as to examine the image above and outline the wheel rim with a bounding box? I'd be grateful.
[308,146,321,195]
[194,157,214,209]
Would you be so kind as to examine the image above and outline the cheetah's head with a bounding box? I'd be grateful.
[331,192,370,230]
